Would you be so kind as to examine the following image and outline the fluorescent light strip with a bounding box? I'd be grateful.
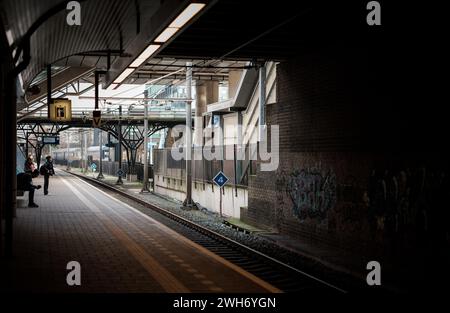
[107,83,118,90]
[111,3,206,87]
[154,3,206,43]
[114,68,134,84]
[154,27,179,43]
[169,3,206,29]
[129,44,161,68]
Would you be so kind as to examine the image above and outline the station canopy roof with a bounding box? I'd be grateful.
[1,0,364,113]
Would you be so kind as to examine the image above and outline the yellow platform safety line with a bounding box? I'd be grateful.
[70,175,282,293]
[60,177,190,293]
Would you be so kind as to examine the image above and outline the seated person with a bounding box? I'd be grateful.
[24,156,35,174]
[17,169,41,208]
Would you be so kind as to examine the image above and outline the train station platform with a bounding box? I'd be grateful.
[58,168,421,293]
[1,170,279,293]
[66,168,367,272]
[61,167,370,292]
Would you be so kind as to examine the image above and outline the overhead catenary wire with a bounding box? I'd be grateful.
[108,68,185,98]
[118,56,229,100]
[217,12,305,61]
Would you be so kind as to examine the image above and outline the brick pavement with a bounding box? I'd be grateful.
[1,171,278,293]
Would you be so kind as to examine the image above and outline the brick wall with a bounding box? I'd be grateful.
[245,46,449,259]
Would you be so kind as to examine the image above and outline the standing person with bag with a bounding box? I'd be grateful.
[40,155,55,195]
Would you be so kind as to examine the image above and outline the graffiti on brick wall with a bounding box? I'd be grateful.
[286,168,337,220]
[367,167,448,236]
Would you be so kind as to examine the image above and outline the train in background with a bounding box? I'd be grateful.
[52,146,110,163]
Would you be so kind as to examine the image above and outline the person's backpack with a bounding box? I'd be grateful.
[39,165,47,175]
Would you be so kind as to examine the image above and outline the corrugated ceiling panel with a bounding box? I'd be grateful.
[0,0,159,87]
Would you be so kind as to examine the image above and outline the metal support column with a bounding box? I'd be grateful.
[35,144,44,170]
[25,136,29,157]
[141,90,150,192]
[47,64,51,119]
[95,71,104,179]
[236,111,243,180]
[66,131,71,170]
[94,71,99,111]
[83,130,88,173]
[1,53,17,258]
[116,105,123,185]
[79,129,83,172]
[183,62,194,208]
[97,129,104,179]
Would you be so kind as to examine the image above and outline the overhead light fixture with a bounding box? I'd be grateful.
[113,68,134,84]
[154,27,178,43]
[169,3,206,28]
[129,44,161,68]
[107,83,118,90]
[111,2,206,87]
[155,3,206,43]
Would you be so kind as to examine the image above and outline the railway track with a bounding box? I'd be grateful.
[66,170,347,293]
